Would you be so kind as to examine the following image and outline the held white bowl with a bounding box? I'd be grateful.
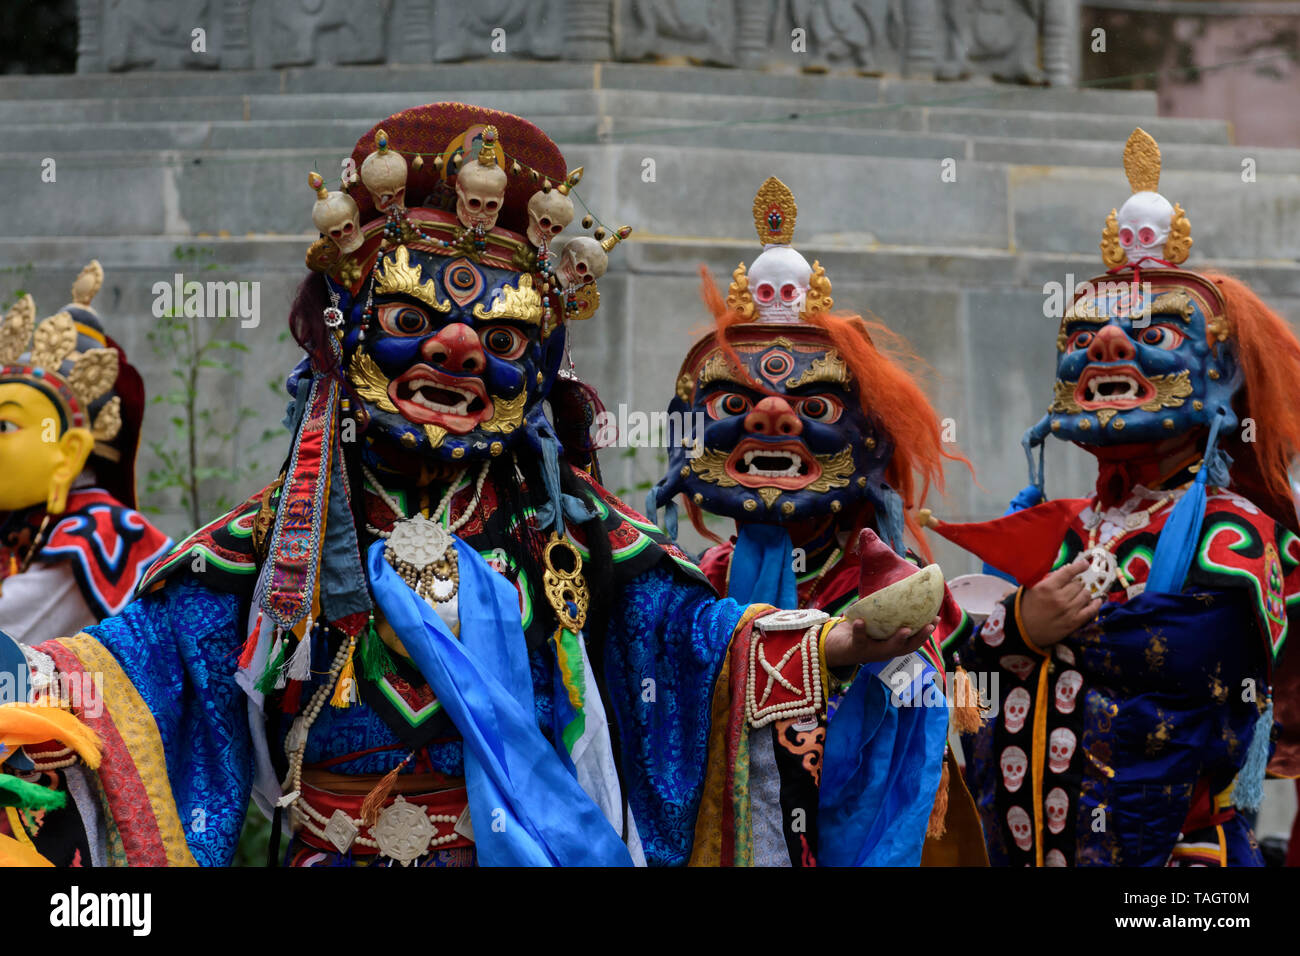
[946,573,1017,625]
[845,564,945,640]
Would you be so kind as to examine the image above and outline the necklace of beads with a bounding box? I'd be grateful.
[361,459,490,605]
[1078,485,1186,598]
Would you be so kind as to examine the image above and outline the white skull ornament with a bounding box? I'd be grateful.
[1048,727,1077,774]
[558,236,608,291]
[359,128,407,213]
[747,245,811,323]
[1000,745,1028,793]
[455,158,507,231]
[1045,849,1067,867]
[1004,687,1031,734]
[526,189,574,249]
[1007,806,1033,852]
[1054,644,1076,666]
[981,602,1007,647]
[1116,191,1173,266]
[308,172,364,255]
[1055,670,1083,714]
[1046,787,1069,835]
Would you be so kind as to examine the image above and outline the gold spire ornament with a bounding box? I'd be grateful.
[752,176,797,246]
[1122,128,1162,194]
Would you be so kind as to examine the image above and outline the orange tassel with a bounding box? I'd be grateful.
[927,756,951,838]
[951,665,984,735]
[237,611,263,671]
[360,755,410,827]
[329,641,357,709]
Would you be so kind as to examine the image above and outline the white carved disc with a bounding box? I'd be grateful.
[372,794,435,866]
[1077,547,1118,600]
[387,514,450,568]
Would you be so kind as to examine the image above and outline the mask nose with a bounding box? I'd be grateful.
[744,396,802,437]
[1087,324,1136,363]
[421,323,485,375]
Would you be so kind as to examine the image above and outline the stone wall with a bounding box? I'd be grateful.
[76,0,1079,85]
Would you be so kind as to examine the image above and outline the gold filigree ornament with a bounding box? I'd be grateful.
[542,533,589,633]
[472,274,542,326]
[1164,202,1192,265]
[1100,209,1125,269]
[1123,128,1162,194]
[800,260,833,316]
[726,261,756,320]
[752,176,797,246]
[374,245,451,313]
[347,350,399,414]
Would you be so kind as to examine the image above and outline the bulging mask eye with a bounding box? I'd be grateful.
[378,304,432,337]
[706,392,752,419]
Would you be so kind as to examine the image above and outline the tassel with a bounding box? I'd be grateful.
[1232,697,1274,812]
[280,678,304,715]
[237,610,263,670]
[360,754,411,827]
[926,755,951,839]
[551,628,584,710]
[286,620,313,682]
[0,773,68,812]
[358,615,397,681]
[951,666,985,734]
[255,632,286,695]
[330,641,357,709]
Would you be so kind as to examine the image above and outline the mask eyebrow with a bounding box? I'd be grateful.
[1147,290,1194,323]
[471,276,543,326]
[784,349,849,388]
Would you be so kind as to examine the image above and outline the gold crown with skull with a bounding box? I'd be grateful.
[725,177,833,323]
[1100,128,1193,269]
[303,105,632,328]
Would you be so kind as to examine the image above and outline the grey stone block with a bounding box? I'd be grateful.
[928,108,1229,146]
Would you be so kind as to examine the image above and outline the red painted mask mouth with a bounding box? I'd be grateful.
[389,365,494,432]
[1074,364,1156,410]
[725,438,822,490]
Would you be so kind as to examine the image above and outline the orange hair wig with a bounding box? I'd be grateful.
[694,267,970,555]
[1207,271,1300,530]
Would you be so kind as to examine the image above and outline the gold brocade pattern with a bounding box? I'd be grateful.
[61,634,198,867]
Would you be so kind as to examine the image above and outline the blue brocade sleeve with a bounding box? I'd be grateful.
[85,580,253,865]
[603,565,746,866]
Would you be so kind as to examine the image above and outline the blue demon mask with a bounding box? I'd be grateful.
[1026,269,1241,452]
[651,323,892,524]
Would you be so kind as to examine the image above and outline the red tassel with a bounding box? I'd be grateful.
[237,611,263,670]
[280,679,305,714]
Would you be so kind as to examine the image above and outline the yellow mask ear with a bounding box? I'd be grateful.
[46,426,93,515]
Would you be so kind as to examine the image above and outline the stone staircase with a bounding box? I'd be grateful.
[3,61,1300,541]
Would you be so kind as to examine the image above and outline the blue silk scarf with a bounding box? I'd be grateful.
[728,524,797,608]
[366,539,632,866]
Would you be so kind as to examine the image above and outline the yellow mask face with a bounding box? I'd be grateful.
[0,382,94,515]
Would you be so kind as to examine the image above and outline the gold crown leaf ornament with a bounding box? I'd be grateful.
[1100,128,1192,268]
[0,296,120,437]
[728,177,832,323]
